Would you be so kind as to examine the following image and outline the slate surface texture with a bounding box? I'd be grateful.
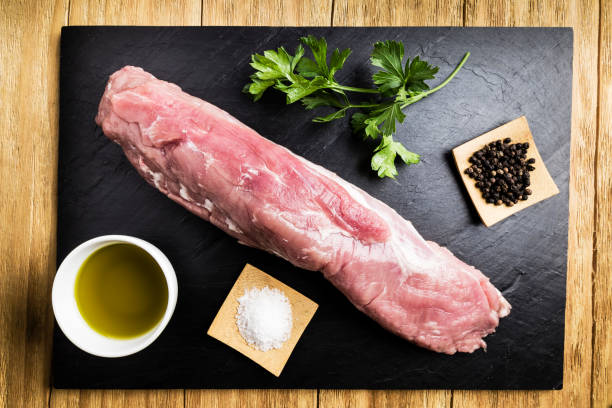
[54,26,572,389]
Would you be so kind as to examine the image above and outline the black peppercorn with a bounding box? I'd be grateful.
[465,138,537,206]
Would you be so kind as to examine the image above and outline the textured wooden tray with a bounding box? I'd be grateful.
[453,116,560,227]
[207,264,318,377]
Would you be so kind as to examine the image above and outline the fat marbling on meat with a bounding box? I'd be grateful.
[96,66,511,354]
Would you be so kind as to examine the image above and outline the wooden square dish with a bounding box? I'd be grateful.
[452,116,559,227]
[207,264,318,377]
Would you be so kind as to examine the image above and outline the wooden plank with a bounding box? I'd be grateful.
[593,0,612,406]
[47,1,200,407]
[316,2,460,407]
[50,390,184,408]
[185,2,325,407]
[319,390,451,408]
[332,0,463,26]
[202,0,332,26]
[455,0,598,407]
[69,0,201,25]
[0,1,602,408]
[186,389,317,408]
[0,1,68,408]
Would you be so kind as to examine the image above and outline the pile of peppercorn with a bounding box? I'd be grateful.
[464,138,536,207]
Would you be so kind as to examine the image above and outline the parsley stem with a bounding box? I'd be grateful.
[332,84,380,94]
[425,52,470,95]
[400,52,470,109]
[348,103,380,108]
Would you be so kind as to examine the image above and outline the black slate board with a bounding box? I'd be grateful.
[54,26,572,389]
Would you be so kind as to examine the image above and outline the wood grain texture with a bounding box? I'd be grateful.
[456,0,599,407]
[593,0,612,406]
[319,390,451,408]
[1,0,609,407]
[186,389,316,408]
[202,0,332,26]
[50,389,184,408]
[0,1,68,407]
[206,264,318,377]
[317,1,460,407]
[48,1,200,407]
[331,0,463,26]
[452,116,560,227]
[69,0,201,25]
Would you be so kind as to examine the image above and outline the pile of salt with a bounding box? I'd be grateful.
[236,286,293,352]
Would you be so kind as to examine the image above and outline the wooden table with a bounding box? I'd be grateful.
[0,0,609,407]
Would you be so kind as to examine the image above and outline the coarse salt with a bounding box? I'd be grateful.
[235,286,293,352]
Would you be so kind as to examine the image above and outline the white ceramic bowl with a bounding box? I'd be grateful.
[52,235,178,357]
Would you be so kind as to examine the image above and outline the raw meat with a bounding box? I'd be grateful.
[96,66,511,354]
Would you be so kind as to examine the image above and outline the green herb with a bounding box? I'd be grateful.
[244,35,469,178]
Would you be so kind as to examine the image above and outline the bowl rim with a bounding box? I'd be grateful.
[52,234,178,358]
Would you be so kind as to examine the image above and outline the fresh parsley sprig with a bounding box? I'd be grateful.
[244,35,470,179]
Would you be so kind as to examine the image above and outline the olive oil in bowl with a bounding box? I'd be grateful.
[75,243,169,339]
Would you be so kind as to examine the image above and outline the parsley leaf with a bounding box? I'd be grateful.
[299,35,330,78]
[295,57,320,78]
[297,35,352,81]
[350,103,411,176]
[242,78,275,102]
[371,41,440,96]
[350,102,405,140]
[371,40,406,94]
[275,76,329,104]
[301,91,346,110]
[243,45,305,100]
[371,135,420,178]
[244,35,469,179]
[405,56,439,92]
[329,48,352,78]
[350,112,369,133]
[245,36,355,105]
[371,41,405,82]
